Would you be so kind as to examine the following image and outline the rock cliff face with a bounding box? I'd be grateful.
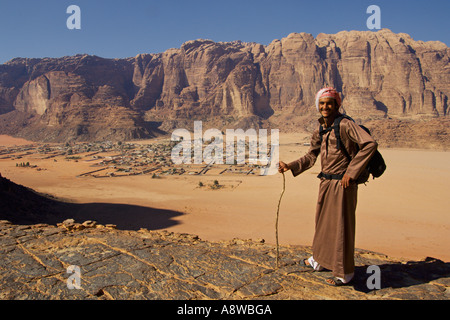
[0,29,448,143]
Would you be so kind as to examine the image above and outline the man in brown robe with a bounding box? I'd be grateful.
[278,87,378,286]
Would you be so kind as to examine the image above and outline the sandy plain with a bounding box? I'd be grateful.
[0,133,449,262]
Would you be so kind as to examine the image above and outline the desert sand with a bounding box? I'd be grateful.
[0,135,38,147]
[0,133,448,263]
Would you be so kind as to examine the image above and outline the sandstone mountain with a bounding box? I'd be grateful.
[0,29,449,147]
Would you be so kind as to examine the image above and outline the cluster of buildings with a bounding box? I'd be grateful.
[1,139,271,178]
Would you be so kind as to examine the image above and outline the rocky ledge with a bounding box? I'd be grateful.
[0,219,448,300]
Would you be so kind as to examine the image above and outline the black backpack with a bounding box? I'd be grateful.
[319,114,386,184]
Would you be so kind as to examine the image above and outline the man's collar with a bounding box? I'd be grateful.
[318,113,342,128]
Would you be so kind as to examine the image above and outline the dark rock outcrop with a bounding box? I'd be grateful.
[0,220,449,300]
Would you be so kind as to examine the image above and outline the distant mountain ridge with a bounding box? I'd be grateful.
[0,29,448,144]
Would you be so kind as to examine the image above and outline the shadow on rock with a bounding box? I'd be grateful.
[352,257,450,293]
[0,174,184,231]
[68,202,184,231]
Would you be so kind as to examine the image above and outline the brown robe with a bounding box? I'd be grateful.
[288,115,378,278]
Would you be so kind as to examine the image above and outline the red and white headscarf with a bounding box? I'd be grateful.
[315,87,341,111]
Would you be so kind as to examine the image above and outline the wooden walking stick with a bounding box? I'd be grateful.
[275,171,285,268]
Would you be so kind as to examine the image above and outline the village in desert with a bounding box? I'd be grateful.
[0,134,277,180]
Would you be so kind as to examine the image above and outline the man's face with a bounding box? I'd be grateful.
[319,97,339,119]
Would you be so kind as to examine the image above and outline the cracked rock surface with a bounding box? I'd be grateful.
[0,220,449,300]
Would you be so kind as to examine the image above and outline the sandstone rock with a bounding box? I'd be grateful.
[0,30,448,144]
[62,219,75,225]
[0,219,448,300]
[82,220,97,228]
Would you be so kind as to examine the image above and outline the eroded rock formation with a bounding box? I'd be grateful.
[0,29,448,143]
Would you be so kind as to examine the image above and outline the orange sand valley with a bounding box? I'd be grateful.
[0,134,449,262]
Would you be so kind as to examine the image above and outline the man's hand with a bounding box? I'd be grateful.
[340,174,352,188]
[278,161,290,173]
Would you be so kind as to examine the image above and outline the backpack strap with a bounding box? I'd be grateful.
[319,114,354,161]
[319,114,343,142]
[319,114,346,144]
[334,115,352,161]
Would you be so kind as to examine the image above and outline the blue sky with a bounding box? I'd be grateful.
[0,0,448,64]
